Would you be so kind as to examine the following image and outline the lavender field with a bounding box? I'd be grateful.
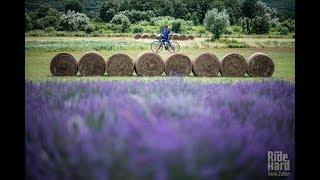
[26,79,295,179]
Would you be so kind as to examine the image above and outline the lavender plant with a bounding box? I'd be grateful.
[26,79,295,179]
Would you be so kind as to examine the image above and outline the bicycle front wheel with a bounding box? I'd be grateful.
[168,41,180,53]
[151,41,163,53]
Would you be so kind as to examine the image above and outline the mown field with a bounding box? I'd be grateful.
[25,36,294,83]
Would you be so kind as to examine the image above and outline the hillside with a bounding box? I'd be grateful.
[25,0,295,19]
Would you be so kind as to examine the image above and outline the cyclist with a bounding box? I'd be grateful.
[156,25,174,52]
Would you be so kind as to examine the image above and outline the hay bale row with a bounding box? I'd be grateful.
[171,34,194,40]
[133,34,142,39]
[106,53,134,76]
[50,52,275,77]
[171,34,180,40]
[192,53,220,77]
[187,35,195,40]
[165,53,192,76]
[135,52,164,76]
[50,53,78,76]
[133,34,195,40]
[133,34,158,39]
[220,53,248,77]
[247,52,275,77]
[78,52,106,76]
[179,35,188,40]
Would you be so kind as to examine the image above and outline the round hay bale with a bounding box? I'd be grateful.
[220,53,248,77]
[106,53,134,76]
[134,33,142,39]
[78,52,106,76]
[142,34,150,39]
[50,52,78,76]
[180,34,187,40]
[171,34,180,40]
[188,35,194,40]
[247,52,275,77]
[165,53,192,76]
[135,52,164,76]
[192,53,220,77]
[150,34,157,39]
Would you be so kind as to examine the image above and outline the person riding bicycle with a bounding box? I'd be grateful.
[160,25,172,50]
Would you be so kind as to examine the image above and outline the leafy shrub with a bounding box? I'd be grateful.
[110,14,131,33]
[195,26,207,35]
[278,26,289,35]
[132,25,143,33]
[231,25,242,34]
[29,4,61,30]
[218,39,249,48]
[251,15,270,34]
[87,10,99,20]
[59,10,91,31]
[84,24,95,34]
[240,15,270,35]
[240,17,252,34]
[203,8,230,39]
[36,16,60,30]
[55,31,67,36]
[254,1,277,18]
[269,17,280,28]
[26,30,45,36]
[74,31,86,37]
[44,27,55,33]
[33,4,55,19]
[137,20,151,26]
[224,26,233,35]
[171,20,182,33]
[90,30,103,37]
[117,10,156,23]
[280,19,295,32]
[65,0,84,13]
[150,16,194,30]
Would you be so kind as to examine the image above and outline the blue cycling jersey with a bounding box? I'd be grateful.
[161,29,170,40]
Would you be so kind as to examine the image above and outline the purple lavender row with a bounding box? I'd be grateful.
[26,79,294,179]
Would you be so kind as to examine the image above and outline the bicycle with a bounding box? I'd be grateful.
[150,38,180,53]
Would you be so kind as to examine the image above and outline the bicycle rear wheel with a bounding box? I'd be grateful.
[168,41,180,53]
[151,41,163,53]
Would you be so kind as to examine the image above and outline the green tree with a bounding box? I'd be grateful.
[172,0,187,19]
[171,20,182,33]
[184,0,202,23]
[203,8,230,40]
[33,3,51,19]
[117,10,155,23]
[59,10,91,31]
[240,17,252,34]
[223,0,241,24]
[110,14,131,32]
[280,19,295,32]
[99,1,118,22]
[153,0,174,17]
[31,4,61,30]
[65,0,84,13]
[251,15,270,34]
[241,0,257,18]
[36,16,60,30]
[87,10,99,20]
